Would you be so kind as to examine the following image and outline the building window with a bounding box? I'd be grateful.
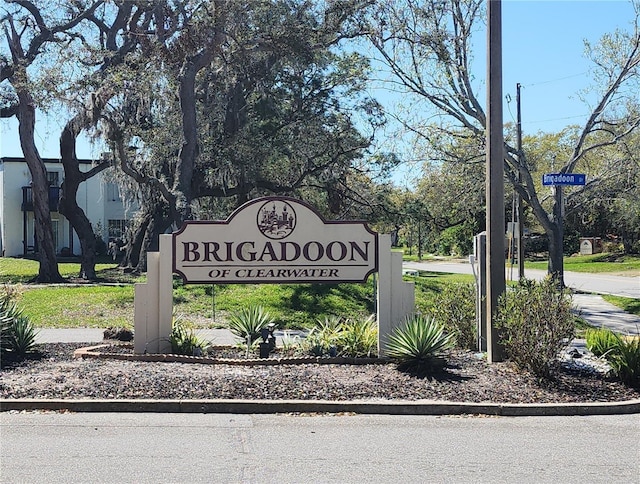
[108,219,128,240]
[47,171,60,187]
[106,183,121,201]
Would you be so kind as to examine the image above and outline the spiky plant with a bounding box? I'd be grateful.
[227,305,275,344]
[386,314,453,372]
[585,327,620,357]
[7,315,38,357]
[1,288,38,358]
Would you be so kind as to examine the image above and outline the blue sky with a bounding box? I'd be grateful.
[1,0,637,160]
[501,0,637,133]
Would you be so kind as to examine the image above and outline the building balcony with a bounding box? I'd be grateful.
[21,186,60,212]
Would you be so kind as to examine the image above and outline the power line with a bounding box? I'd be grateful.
[523,71,589,88]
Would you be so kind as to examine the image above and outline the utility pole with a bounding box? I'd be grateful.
[486,0,505,363]
[516,83,525,279]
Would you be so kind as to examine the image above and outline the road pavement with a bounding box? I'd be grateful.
[404,259,640,335]
[403,259,640,298]
[1,412,638,483]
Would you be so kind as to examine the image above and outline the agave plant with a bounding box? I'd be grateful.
[7,315,38,358]
[227,305,275,344]
[1,287,39,358]
[386,314,453,372]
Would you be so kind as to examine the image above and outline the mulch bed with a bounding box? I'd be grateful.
[1,342,638,404]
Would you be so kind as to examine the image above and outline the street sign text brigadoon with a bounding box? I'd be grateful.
[542,173,586,186]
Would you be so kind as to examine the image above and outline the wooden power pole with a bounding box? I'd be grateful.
[516,83,525,279]
[486,0,505,363]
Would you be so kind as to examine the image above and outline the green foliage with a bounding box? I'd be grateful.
[173,281,374,330]
[411,271,476,316]
[168,318,209,356]
[301,314,378,358]
[17,285,134,328]
[1,287,38,358]
[335,315,378,358]
[437,225,474,257]
[585,327,620,357]
[586,328,640,387]
[429,282,477,350]
[385,314,454,372]
[601,295,640,317]
[7,315,38,357]
[605,335,640,388]
[227,306,275,344]
[0,259,141,284]
[525,253,640,274]
[2,259,465,331]
[495,278,575,378]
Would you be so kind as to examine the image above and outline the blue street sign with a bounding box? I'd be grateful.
[542,173,586,186]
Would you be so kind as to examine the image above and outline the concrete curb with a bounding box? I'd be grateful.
[2,398,639,416]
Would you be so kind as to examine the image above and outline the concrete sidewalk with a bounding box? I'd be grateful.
[573,294,640,335]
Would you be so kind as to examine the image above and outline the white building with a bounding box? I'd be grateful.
[0,156,136,257]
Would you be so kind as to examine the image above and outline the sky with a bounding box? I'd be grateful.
[500,0,637,134]
[1,0,638,164]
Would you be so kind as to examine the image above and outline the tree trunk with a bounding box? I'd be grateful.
[121,214,150,270]
[16,92,64,283]
[58,125,99,280]
[548,186,565,288]
[121,200,173,273]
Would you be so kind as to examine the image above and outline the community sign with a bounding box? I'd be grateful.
[172,197,378,284]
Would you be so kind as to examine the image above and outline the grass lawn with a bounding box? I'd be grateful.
[525,253,640,275]
[2,255,637,329]
[0,257,144,284]
[16,285,135,328]
[602,295,640,317]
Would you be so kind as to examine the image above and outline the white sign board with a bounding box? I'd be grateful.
[173,197,378,284]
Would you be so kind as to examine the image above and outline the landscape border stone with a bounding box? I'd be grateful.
[73,344,388,366]
[1,398,639,416]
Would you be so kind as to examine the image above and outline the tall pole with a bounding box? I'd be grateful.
[516,83,525,279]
[486,0,505,363]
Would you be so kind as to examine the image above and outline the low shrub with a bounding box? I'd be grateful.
[495,277,574,378]
[6,315,38,357]
[385,314,454,373]
[302,315,342,356]
[586,328,640,388]
[430,282,477,351]
[335,315,378,358]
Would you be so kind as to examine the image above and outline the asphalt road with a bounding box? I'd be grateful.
[1,412,638,483]
[403,259,640,299]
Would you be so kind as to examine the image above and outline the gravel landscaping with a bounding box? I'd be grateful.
[1,342,639,403]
